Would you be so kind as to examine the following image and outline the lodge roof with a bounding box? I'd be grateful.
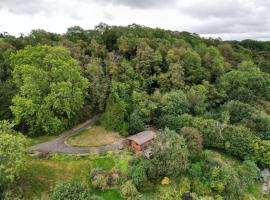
[127,130,156,145]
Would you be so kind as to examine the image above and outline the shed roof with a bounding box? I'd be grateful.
[127,130,156,145]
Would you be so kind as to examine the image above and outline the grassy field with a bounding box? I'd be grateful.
[20,152,132,200]
[66,126,123,147]
[28,135,59,146]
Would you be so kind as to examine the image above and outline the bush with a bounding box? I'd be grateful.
[222,125,256,159]
[179,176,191,196]
[221,100,254,124]
[92,174,108,191]
[128,159,149,188]
[180,127,203,156]
[50,181,89,200]
[120,180,139,199]
[0,131,27,186]
[253,140,270,167]
[237,160,259,190]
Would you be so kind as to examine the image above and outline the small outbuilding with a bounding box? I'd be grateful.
[125,130,156,152]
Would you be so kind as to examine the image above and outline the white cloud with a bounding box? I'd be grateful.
[0,0,269,40]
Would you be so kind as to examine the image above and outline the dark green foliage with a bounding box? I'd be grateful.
[218,61,270,103]
[182,49,207,84]
[50,181,90,200]
[221,100,254,124]
[148,128,189,179]
[160,90,190,116]
[188,151,254,199]
[0,80,17,120]
[222,125,256,159]
[102,93,127,135]
[180,127,203,156]
[83,57,109,112]
[127,112,144,135]
[128,159,150,189]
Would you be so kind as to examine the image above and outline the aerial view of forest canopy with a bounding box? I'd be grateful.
[0,23,270,200]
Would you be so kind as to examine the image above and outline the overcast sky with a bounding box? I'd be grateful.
[0,0,269,40]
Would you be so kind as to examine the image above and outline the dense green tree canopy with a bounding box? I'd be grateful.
[10,45,89,135]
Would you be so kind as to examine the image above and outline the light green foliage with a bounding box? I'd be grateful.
[179,176,191,196]
[0,120,15,133]
[253,140,270,167]
[149,128,189,178]
[92,174,108,191]
[120,180,139,200]
[50,181,90,200]
[158,185,182,200]
[10,45,89,135]
[0,131,27,186]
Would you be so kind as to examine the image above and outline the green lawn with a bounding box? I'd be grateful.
[66,126,123,147]
[28,135,59,146]
[20,152,132,200]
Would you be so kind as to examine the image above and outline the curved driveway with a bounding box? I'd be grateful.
[30,115,123,154]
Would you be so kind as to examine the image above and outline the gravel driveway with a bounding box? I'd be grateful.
[30,115,124,154]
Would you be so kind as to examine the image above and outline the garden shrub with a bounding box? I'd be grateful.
[237,160,259,191]
[128,159,150,189]
[0,131,27,187]
[253,139,270,167]
[50,181,89,200]
[120,180,139,200]
[92,174,108,191]
[178,176,191,196]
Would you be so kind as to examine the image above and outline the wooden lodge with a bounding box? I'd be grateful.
[125,130,156,152]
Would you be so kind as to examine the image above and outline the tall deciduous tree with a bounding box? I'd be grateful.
[148,128,189,178]
[10,45,89,135]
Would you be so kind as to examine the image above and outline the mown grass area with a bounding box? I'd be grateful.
[19,151,132,200]
[27,135,59,146]
[66,126,123,147]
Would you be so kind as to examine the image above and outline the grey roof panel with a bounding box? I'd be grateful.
[127,130,156,145]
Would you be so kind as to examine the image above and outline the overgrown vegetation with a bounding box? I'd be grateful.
[0,24,270,199]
